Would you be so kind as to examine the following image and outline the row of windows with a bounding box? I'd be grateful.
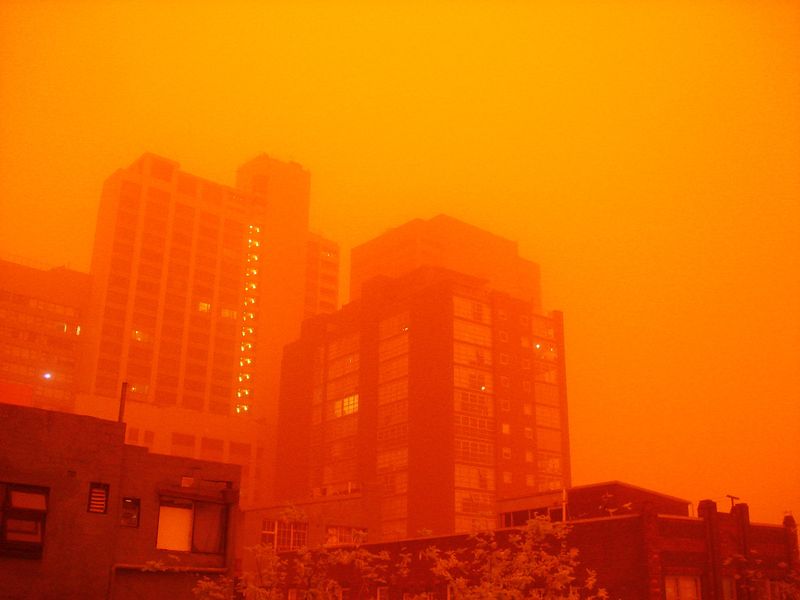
[0,292,78,317]
[0,307,80,334]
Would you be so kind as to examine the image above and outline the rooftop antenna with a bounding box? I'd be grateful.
[726,494,740,510]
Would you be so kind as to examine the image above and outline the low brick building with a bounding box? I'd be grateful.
[0,402,241,600]
[241,482,798,600]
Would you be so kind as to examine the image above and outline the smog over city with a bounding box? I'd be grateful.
[0,2,798,599]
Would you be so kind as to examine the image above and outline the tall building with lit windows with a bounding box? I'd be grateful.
[276,218,570,541]
[78,153,320,505]
[0,259,89,411]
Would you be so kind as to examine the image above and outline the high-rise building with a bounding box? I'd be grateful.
[77,152,324,505]
[350,214,541,310]
[304,233,339,318]
[0,259,89,411]
[276,219,569,541]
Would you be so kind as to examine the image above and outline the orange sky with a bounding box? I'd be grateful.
[1,1,798,522]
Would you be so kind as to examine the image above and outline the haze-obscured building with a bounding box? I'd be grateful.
[0,402,240,600]
[350,214,541,310]
[76,153,332,505]
[305,232,339,317]
[0,259,89,412]
[274,217,569,541]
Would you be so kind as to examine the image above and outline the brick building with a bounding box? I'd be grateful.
[240,482,798,600]
[275,262,569,542]
[0,402,241,600]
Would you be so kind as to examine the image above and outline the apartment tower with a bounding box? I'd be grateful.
[78,153,324,504]
[276,217,569,540]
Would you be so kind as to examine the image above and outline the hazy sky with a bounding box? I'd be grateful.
[1,1,798,522]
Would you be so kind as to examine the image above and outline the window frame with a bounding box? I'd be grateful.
[1,482,49,559]
[156,495,228,555]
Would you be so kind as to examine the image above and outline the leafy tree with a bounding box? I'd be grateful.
[195,517,607,600]
[423,518,607,600]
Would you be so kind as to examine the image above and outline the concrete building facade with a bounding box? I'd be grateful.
[74,152,330,506]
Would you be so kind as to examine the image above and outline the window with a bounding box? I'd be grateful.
[326,525,367,546]
[501,423,510,434]
[334,394,359,417]
[157,497,227,554]
[1,483,48,558]
[664,576,700,600]
[502,447,512,460]
[377,587,389,600]
[88,482,109,514]
[261,519,308,551]
[121,497,140,527]
[502,471,512,484]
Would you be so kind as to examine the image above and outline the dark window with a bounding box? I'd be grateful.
[88,482,109,514]
[121,497,140,527]
[0,482,48,558]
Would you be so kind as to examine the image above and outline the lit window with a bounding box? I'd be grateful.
[501,423,510,435]
[198,302,211,313]
[131,329,149,342]
[1,483,48,558]
[334,394,359,418]
[157,497,227,554]
[87,482,109,514]
[664,576,701,600]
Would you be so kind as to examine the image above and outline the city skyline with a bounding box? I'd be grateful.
[1,1,798,524]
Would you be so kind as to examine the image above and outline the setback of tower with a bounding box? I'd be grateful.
[276,264,569,541]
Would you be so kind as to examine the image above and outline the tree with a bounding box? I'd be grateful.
[195,517,607,600]
[423,518,607,600]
